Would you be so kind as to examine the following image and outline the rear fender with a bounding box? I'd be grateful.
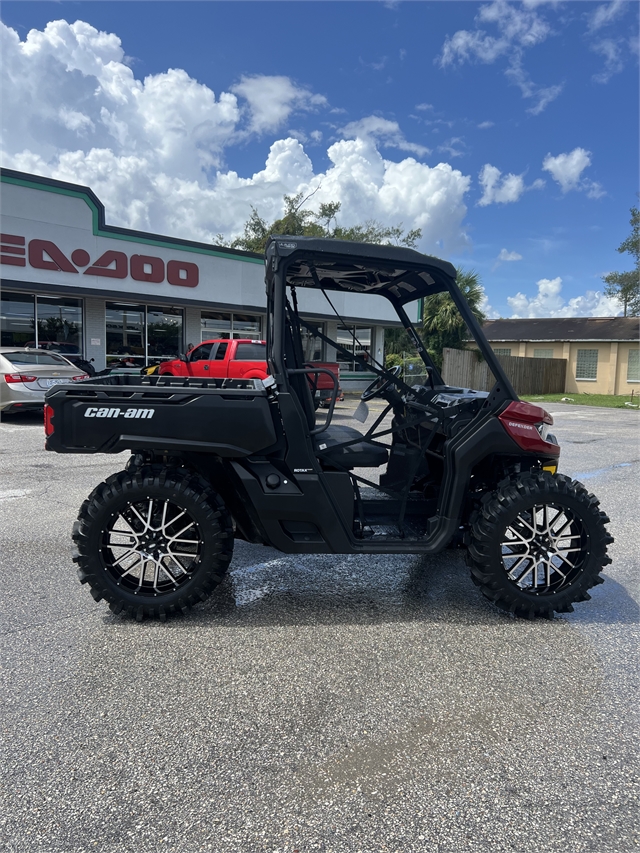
[186,455,269,544]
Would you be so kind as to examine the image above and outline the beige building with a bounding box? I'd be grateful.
[482,317,639,395]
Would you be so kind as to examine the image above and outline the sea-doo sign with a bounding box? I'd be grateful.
[0,233,199,288]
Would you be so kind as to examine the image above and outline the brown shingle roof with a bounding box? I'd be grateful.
[480,317,639,342]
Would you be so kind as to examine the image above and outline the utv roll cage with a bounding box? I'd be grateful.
[265,235,516,402]
[260,236,521,551]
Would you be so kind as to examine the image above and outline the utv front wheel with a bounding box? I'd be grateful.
[72,468,233,621]
[467,472,613,619]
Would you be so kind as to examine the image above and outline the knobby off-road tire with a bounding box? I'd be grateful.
[467,471,613,619]
[72,467,233,622]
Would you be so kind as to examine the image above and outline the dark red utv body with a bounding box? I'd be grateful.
[44,237,612,622]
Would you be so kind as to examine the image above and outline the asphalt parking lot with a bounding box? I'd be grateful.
[1,401,638,853]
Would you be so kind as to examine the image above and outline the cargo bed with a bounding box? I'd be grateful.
[44,374,278,456]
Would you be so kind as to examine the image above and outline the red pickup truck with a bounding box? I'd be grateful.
[159,339,342,406]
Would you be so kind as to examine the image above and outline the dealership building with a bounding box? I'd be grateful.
[1,169,407,385]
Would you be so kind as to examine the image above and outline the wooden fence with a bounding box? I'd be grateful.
[441,348,567,395]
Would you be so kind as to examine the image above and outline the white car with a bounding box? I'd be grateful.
[0,347,88,414]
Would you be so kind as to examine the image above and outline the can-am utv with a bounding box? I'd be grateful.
[45,237,612,621]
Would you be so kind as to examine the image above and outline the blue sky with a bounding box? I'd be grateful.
[1,1,638,317]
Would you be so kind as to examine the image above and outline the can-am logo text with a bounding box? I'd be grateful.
[84,407,155,419]
[0,233,198,288]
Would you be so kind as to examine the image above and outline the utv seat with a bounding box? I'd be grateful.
[314,424,388,469]
[285,331,387,470]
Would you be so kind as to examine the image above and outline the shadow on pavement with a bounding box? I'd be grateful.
[0,410,45,427]
[99,546,638,630]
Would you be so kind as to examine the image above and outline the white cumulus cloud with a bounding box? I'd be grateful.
[478,163,544,206]
[340,115,430,157]
[1,19,240,179]
[498,248,523,261]
[478,293,501,320]
[507,276,622,318]
[492,247,523,271]
[0,19,472,254]
[231,74,326,134]
[542,148,604,197]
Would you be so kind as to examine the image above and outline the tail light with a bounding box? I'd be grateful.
[44,404,54,437]
[498,401,559,457]
[72,375,87,381]
[5,373,37,383]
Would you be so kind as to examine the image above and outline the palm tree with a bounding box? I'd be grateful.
[422,267,486,368]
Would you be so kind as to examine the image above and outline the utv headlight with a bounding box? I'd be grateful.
[536,422,549,441]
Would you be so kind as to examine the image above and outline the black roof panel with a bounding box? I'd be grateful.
[265,235,457,305]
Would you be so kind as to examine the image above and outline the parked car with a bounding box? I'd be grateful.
[0,348,88,414]
[159,339,269,380]
[25,341,96,376]
[159,339,342,406]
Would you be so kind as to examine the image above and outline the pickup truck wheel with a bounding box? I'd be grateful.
[72,467,233,622]
[467,472,613,619]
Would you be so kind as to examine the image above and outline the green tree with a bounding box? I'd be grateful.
[602,205,640,317]
[227,192,421,254]
[385,268,487,369]
[384,327,414,361]
[422,268,487,368]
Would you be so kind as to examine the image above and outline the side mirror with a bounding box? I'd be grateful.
[90,358,95,363]
[178,352,187,362]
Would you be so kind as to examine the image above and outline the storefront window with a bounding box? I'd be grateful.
[201,311,232,339]
[36,296,83,355]
[1,293,83,353]
[147,306,183,359]
[337,326,372,371]
[232,313,261,339]
[201,311,262,341]
[1,293,35,347]
[105,303,183,366]
[106,303,145,366]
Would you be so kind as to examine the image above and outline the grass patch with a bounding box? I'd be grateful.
[522,393,640,410]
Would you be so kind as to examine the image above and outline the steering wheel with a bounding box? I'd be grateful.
[361,364,403,402]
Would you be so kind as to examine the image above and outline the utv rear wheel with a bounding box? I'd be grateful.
[467,472,612,619]
[72,467,233,621]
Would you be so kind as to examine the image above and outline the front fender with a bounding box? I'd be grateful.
[439,415,523,523]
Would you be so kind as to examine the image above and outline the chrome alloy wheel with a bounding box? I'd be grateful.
[501,503,587,596]
[102,497,202,596]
